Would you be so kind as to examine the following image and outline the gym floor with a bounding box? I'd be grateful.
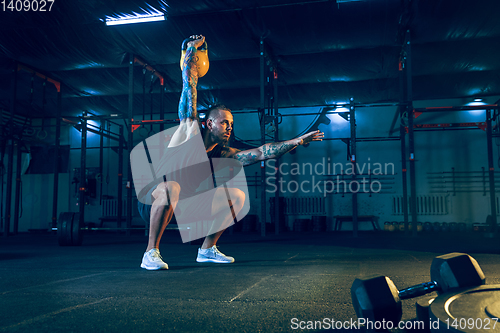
[1,230,499,333]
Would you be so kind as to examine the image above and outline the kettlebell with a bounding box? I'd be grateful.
[180,37,209,77]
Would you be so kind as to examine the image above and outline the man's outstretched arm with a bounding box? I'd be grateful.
[231,130,324,166]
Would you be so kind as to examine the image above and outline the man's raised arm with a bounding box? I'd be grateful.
[178,35,205,121]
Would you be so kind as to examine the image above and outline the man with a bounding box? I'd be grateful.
[139,35,323,270]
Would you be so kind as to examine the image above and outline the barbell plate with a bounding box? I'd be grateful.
[72,212,83,246]
[415,295,435,333]
[58,212,74,246]
[429,285,500,332]
[486,302,500,320]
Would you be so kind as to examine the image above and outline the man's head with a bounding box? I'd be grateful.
[203,105,233,145]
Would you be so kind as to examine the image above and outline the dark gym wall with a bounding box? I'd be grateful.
[7,95,499,232]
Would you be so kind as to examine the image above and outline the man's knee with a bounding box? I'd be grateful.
[166,182,181,198]
[153,181,181,201]
[228,188,245,208]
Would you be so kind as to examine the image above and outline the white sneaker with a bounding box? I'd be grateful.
[141,248,169,270]
[196,245,235,263]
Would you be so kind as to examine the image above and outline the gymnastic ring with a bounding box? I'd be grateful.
[36,129,47,140]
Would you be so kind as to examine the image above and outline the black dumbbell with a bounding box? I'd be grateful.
[351,252,485,329]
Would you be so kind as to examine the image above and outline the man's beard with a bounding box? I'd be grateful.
[211,131,230,145]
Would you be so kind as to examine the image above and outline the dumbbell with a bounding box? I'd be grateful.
[351,252,485,329]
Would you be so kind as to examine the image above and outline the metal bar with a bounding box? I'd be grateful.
[133,56,164,85]
[429,183,500,187]
[52,227,148,231]
[79,113,87,231]
[355,137,401,142]
[13,141,21,234]
[51,87,62,230]
[230,103,403,112]
[126,134,133,233]
[405,30,418,237]
[322,137,400,142]
[63,118,124,143]
[486,109,497,232]
[86,127,123,143]
[99,121,104,206]
[483,167,487,196]
[349,98,358,238]
[413,128,485,132]
[80,114,123,125]
[131,119,179,124]
[353,103,402,108]
[4,62,17,237]
[428,170,500,174]
[428,176,500,179]
[398,22,411,234]
[452,168,456,196]
[400,109,409,235]
[17,63,61,92]
[273,67,280,235]
[85,122,127,138]
[126,53,135,235]
[160,77,165,133]
[268,111,348,117]
[85,127,123,144]
[430,190,493,194]
[389,99,404,136]
[260,38,266,237]
[69,146,123,150]
[52,225,189,231]
[117,126,124,230]
[413,122,486,128]
[428,179,500,183]
[414,105,499,113]
[245,136,401,143]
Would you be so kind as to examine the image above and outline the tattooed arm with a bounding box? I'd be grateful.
[178,35,205,121]
[229,130,324,166]
[168,35,206,147]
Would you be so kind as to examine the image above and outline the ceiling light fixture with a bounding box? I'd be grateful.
[105,13,165,26]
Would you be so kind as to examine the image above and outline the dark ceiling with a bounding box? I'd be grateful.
[1,0,500,120]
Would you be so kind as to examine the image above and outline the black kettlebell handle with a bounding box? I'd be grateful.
[181,37,208,51]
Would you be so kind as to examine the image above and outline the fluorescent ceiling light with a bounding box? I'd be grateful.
[105,13,165,26]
